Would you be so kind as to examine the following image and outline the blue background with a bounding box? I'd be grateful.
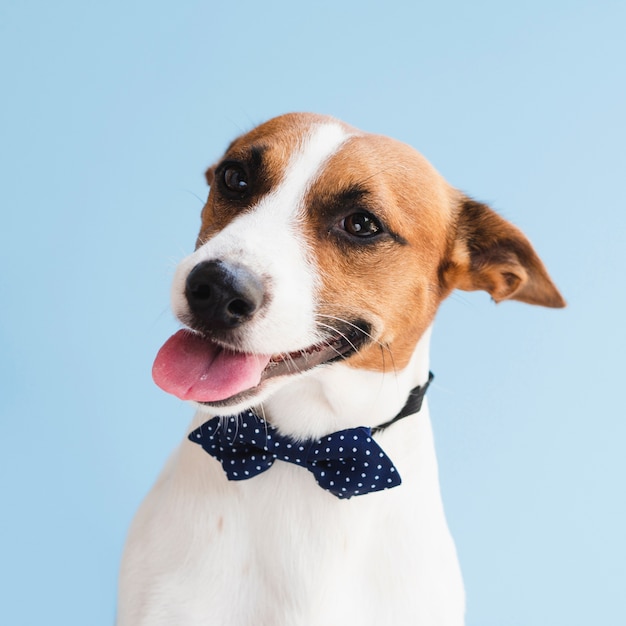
[1,1,624,624]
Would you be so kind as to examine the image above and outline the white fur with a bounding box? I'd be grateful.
[117,123,465,625]
[171,123,349,356]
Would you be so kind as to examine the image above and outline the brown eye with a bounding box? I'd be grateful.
[223,165,248,193]
[341,212,383,238]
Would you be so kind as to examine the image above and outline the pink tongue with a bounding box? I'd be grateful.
[152,329,272,402]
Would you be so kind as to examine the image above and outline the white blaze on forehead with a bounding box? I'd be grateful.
[257,121,349,218]
[172,121,349,355]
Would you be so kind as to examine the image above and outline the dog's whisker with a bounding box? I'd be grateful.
[318,315,399,395]
[316,314,393,358]
[316,336,349,361]
[180,188,207,206]
[283,351,301,373]
[315,321,360,356]
[257,403,270,443]
[315,314,378,345]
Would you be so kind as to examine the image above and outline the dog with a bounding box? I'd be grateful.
[117,113,565,625]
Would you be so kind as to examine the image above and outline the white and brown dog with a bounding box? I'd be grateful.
[117,113,565,625]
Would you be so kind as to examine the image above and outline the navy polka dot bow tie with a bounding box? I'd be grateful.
[188,373,433,500]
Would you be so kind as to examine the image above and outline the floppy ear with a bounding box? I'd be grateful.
[446,197,566,308]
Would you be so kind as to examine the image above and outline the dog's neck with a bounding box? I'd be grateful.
[249,327,433,441]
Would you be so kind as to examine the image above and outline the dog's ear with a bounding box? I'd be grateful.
[205,165,216,187]
[444,196,566,308]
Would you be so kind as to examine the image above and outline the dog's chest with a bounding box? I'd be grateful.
[120,409,464,626]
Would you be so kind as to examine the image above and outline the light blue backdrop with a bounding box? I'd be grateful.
[1,1,624,624]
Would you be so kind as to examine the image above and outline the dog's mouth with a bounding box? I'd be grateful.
[152,322,370,405]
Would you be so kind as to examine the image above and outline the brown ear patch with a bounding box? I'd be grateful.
[445,197,566,308]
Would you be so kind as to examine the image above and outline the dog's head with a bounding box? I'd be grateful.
[153,113,564,412]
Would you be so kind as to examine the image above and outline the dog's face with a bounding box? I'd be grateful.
[153,113,564,411]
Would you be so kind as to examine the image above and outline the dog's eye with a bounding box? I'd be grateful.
[223,166,248,193]
[341,212,383,238]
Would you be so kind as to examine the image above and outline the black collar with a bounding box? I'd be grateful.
[371,372,434,434]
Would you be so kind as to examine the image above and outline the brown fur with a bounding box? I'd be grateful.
[196,114,330,247]
[195,113,564,374]
[304,133,455,371]
[303,127,564,373]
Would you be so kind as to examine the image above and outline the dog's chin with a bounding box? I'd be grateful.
[193,320,372,413]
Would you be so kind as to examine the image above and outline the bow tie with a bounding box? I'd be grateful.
[189,373,433,499]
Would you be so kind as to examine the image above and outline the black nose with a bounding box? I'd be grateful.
[185,260,265,329]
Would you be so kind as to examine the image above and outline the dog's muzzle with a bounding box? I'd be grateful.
[153,259,372,405]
